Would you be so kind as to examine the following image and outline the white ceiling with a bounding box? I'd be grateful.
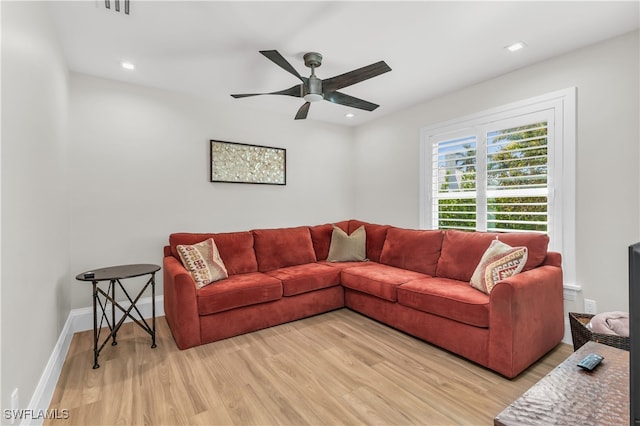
[47,1,639,126]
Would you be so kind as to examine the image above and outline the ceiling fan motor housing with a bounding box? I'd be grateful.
[306,76,323,101]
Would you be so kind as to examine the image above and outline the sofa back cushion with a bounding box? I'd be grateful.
[253,226,317,272]
[309,221,350,261]
[436,229,550,281]
[380,228,444,276]
[169,231,258,275]
[348,220,390,262]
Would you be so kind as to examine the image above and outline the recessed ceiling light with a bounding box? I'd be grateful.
[505,41,527,52]
[121,61,135,70]
[345,113,355,118]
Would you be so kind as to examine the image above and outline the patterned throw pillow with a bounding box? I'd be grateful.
[327,225,367,262]
[470,239,528,294]
[177,238,228,289]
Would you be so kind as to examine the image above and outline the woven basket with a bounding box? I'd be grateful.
[569,312,630,351]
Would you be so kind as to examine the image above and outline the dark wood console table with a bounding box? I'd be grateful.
[495,341,629,425]
[76,264,161,368]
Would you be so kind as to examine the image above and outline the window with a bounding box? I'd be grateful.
[430,112,552,233]
[420,88,576,288]
[485,119,550,233]
[433,133,478,230]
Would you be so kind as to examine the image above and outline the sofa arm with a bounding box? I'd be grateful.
[543,251,562,267]
[163,255,201,349]
[488,263,564,378]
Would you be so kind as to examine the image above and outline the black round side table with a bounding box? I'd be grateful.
[76,263,161,369]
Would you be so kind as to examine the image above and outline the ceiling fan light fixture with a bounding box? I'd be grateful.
[303,93,323,102]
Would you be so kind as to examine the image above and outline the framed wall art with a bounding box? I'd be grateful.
[210,140,286,185]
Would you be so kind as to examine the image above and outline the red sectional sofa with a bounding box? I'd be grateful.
[163,219,564,378]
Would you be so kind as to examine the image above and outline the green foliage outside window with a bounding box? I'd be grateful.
[487,196,547,232]
[438,122,548,232]
[438,198,476,230]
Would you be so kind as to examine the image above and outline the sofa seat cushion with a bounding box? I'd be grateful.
[197,272,282,315]
[380,228,444,275]
[170,231,258,275]
[341,263,430,302]
[436,229,549,281]
[253,227,317,272]
[397,278,490,328]
[265,263,341,296]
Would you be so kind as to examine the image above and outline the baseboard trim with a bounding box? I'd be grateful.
[23,296,164,426]
[21,309,76,426]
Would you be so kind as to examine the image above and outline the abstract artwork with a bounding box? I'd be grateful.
[210,140,286,185]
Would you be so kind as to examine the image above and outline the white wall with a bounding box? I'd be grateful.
[68,73,355,309]
[353,31,640,315]
[1,1,70,413]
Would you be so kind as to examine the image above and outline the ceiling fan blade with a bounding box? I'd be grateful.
[324,91,379,111]
[231,84,304,99]
[231,93,264,98]
[322,61,391,93]
[260,50,306,84]
[295,102,311,120]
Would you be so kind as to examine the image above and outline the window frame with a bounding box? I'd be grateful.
[419,87,576,289]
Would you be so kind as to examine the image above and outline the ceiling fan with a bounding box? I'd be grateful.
[231,50,392,120]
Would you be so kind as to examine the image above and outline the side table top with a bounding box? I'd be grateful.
[75,264,161,282]
[494,341,629,426]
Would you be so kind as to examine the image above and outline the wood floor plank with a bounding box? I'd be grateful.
[46,309,572,425]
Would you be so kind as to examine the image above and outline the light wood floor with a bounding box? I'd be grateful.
[47,309,571,425]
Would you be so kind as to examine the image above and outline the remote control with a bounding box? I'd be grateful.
[577,353,604,371]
